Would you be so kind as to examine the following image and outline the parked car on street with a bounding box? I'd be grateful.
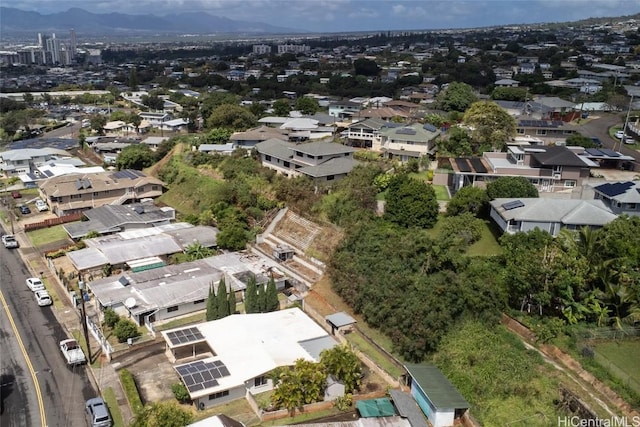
[2,234,19,248]
[35,290,52,306]
[614,130,625,139]
[11,191,21,199]
[85,397,112,427]
[26,277,45,292]
[60,338,87,366]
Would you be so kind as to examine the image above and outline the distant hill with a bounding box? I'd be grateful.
[0,7,302,36]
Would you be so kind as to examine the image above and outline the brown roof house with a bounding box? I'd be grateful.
[39,169,165,216]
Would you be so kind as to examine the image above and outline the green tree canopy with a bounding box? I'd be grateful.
[216,277,230,318]
[565,133,597,148]
[89,113,107,135]
[272,99,291,117]
[205,104,257,131]
[384,174,439,229]
[130,401,193,427]
[353,58,380,76]
[462,101,517,150]
[245,274,258,314]
[437,126,473,156]
[270,359,327,413]
[295,97,320,115]
[265,275,279,312]
[320,344,362,393]
[446,186,489,217]
[115,144,156,170]
[486,176,539,199]
[491,87,528,101]
[205,127,233,144]
[436,82,477,112]
[206,283,217,321]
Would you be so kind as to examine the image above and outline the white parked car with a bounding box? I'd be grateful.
[623,136,635,144]
[35,199,49,212]
[2,234,19,249]
[26,277,45,292]
[35,290,52,306]
[614,130,625,139]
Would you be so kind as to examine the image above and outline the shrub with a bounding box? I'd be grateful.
[103,308,120,328]
[119,369,144,414]
[171,382,191,403]
[114,318,141,343]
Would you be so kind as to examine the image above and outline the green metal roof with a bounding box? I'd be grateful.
[356,398,397,418]
[404,364,470,409]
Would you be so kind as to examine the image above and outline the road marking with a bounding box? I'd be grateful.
[0,289,47,427]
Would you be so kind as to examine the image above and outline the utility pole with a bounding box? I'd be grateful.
[619,95,634,152]
[78,280,92,362]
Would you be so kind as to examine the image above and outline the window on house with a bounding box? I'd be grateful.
[284,161,290,168]
[326,175,335,181]
[564,180,576,188]
[536,129,547,135]
[254,376,267,387]
[295,151,303,157]
[553,165,562,173]
[193,299,205,305]
[318,155,323,160]
[70,194,82,199]
[167,306,179,312]
[208,390,230,400]
[629,203,637,210]
[152,185,160,191]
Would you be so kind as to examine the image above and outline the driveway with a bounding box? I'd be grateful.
[578,113,640,171]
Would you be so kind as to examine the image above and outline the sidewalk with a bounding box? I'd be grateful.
[1,216,134,426]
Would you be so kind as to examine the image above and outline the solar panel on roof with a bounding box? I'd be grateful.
[469,157,487,173]
[396,128,417,135]
[502,200,525,210]
[596,181,634,197]
[455,158,472,172]
[175,359,231,393]
[167,327,204,346]
[585,148,603,156]
[423,123,438,132]
[76,179,83,190]
[599,148,619,157]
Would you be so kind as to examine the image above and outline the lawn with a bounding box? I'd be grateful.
[467,219,503,256]
[102,387,125,427]
[594,340,640,393]
[26,224,70,249]
[155,312,207,331]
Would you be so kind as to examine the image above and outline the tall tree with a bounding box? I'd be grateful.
[272,99,291,117]
[206,283,217,321]
[245,274,258,314]
[384,174,439,229]
[205,104,256,131]
[270,359,327,414]
[228,285,236,315]
[486,176,539,199]
[295,97,320,115]
[446,186,489,217]
[320,344,362,393]
[265,275,279,312]
[130,401,193,427]
[257,281,266,313]
[462,100,517,150]
[216,277,230,318]
[115,144,156,171]
[436,81,477,112]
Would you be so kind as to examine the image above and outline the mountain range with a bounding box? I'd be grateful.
[0,7,301,36]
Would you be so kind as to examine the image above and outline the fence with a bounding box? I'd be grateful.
[593,349,640,395]
[24,212,83,231]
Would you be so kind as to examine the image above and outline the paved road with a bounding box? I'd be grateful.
[0,246,93,427]
[579,112,640,171]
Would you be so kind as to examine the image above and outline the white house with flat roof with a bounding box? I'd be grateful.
[162,308,338,409]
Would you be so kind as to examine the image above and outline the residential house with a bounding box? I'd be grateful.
[87,251,284,328]
[516,119,578,144]
[162,308,338,409]
[0,147,70,176]
[346,118,387,149]
[495,78,519,87]
[198,143,237,155]
[449,145,594,193]
[138,111,172,128]
[67,222,219,277]
[141,136,170,151]
[63,201,176,239]
[38,169,165,216]
[353,107,408,121]
[527,97,577,121]
[592,181,640,217]
[255,139,358,187]
[489,198,618,237]
[328,100,362,119]
[403,364,469,427]
[380,123,441,162]
[230,126,288,149]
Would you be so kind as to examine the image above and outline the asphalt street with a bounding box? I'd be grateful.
[579,112,640,170]
[0,246,94,427]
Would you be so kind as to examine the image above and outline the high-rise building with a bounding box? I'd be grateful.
[277,44,310,55]
[45,33,62,64]
[69,29,77,60]
[252,44,271,55]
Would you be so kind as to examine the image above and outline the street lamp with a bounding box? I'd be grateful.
[78,280,92,362]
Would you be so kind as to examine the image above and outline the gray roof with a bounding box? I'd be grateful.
[141,136,169,146]
[531,146,591,167]
[531,96,576,109]
[64,203,175,239]
[298,157,359,178]
[404,364,470,410]
[198,143,236,153]
[298,335,339,360]
[255,138,296,159]
[490,198,618,225]
[326,312,357,328]
[0,147,69,161]
[388,389,430,427]
[381,123,440,143]
[164,225,218,249]
[292,141,356,156]
[348,117,387,130]
[593,181,640,203]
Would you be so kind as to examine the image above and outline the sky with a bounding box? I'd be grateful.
[8,0,640,33]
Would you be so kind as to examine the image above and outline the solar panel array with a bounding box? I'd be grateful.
[75,178,92,190]
[112,169,145,180]
[455,158,471,172]
[423,123,438,132]
[396,128,417,135]
[166,327,204,346]
[595,181,634,197]
[502,200,525,210]
[518,120,564,128]
[469,158,488,173]
[585,148,620,158]
[176,360,230,393]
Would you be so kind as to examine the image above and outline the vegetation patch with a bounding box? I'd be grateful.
[102,387,125,427]
[119,369,144,415]
[26,224,70,249]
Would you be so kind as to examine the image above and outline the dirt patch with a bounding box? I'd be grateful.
[197,165,224,180]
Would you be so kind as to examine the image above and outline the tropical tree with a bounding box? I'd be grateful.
[272,99,291,117]
[89,113,107,135]
[265,275,279,312]
[184,241,214,261]
[115,144,156,171]
[295,97,320,115]
[130,401,193,427]
[446,186,489,217]
[216,277,230,318]
[462,101,517,150]
[205,127,232,144]
[270,359,327,414]
[486,176,539,199]
[353,58,380,76]
[436,82,477,112]
[206,283,217,321]
[245,274,258,314]
[384,174,439,229]
[205,104,257,131]
[320,345,362,393]
[437,126,474,156]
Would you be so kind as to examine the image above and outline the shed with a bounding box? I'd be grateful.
[325,312,357,335]
[403,364,469,427]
